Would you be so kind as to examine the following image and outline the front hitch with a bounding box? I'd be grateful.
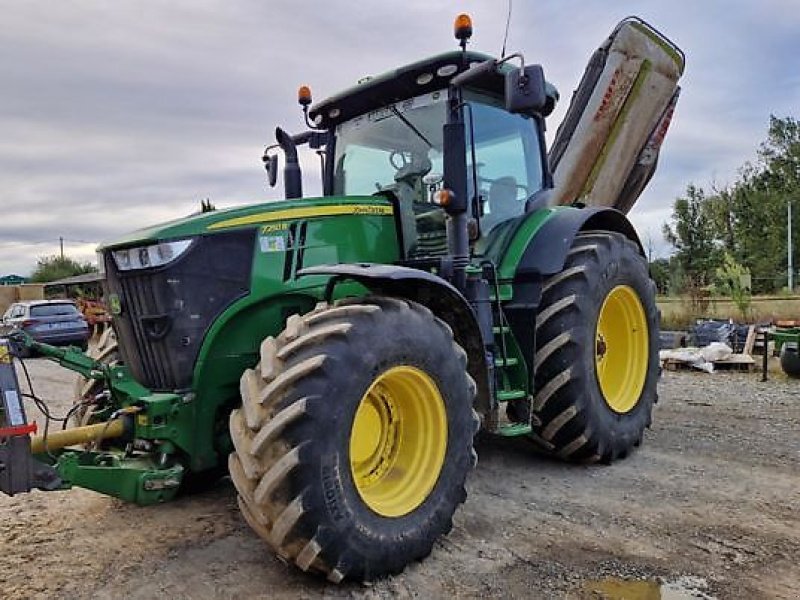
[0,337,184,504]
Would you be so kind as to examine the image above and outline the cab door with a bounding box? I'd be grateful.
[465,96,546,235]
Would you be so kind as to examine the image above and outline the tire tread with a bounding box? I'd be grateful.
[527,231,659,463]
[230,297,476,581]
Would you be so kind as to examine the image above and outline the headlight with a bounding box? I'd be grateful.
[112,239,194,271]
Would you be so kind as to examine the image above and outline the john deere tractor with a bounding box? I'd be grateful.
[1,15,683,582]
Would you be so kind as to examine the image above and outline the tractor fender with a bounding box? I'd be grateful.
[498,207,644,382]
[516,206,643,280]
[298,263,491,416]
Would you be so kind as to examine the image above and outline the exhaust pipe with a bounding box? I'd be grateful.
[276,127,302,199]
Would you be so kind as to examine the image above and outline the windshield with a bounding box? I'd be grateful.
[30,303,80,317]
[333,91,447,200]
[332,90,545,248]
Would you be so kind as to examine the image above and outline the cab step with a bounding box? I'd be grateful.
[497,423,532,437]
[494,356,519,368]
[496,389,526,402]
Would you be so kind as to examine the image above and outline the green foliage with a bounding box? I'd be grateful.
[30,255,97,283]
[662,184,722,289]
[760,115,800,194]
[648,258,670,295]
[666,258,686,297]
[663,115,800,294]
[712,253,752,321]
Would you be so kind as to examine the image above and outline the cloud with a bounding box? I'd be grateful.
[1,1,798,275]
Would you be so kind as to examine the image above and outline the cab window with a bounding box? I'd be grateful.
[333,92,447,198]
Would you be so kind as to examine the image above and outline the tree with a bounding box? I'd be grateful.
[705,183,736,255]
[648,258,670,295]
[662,184,722,291]
[30,255,97,283]
[728,169,786,293]
[663,115,800,295]
[759,115,800,194]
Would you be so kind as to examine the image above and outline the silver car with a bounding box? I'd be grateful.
[1,300,90,357]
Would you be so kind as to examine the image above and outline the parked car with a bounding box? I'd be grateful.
[0,300,90,357]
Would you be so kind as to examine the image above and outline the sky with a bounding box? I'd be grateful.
[1,1,799,276]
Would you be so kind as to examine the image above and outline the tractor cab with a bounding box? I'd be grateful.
[267,44,558,263]
[327,84,548,255]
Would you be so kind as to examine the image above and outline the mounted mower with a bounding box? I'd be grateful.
[1,15,684,582]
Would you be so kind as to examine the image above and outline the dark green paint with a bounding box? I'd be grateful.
[50,450,183,505]
[21,188,595,501]
[20,195,402,502]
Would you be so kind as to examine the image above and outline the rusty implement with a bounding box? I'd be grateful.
[549,17,685,213]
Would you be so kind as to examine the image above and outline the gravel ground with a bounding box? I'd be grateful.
[1,357,798,599]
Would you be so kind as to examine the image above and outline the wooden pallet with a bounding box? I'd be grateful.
[662,355,755,372]
[711,354,755,371]
[662,326,757,373]
[661,359,695,372]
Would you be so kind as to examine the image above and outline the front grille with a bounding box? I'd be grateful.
[118,272,178,390]
[105,229,255,391]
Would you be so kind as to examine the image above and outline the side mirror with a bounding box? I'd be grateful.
[505,64,547,114]
[263,152,278,187]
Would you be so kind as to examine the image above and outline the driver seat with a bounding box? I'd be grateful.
[487,176,522,229]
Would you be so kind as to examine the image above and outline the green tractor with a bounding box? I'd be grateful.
[1,15,683,582]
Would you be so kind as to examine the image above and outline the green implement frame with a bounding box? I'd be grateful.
[4,333,186,504]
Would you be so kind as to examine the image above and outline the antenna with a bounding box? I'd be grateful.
[501,0,512,57]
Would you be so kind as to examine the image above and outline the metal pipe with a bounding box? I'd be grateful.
[788,202,793,291]
[30,418,126,454]
[276,127,303,199]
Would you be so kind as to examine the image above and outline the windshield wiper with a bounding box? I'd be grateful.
[389,105,433,149]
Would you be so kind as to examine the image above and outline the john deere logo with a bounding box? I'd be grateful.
[109,294,122,315]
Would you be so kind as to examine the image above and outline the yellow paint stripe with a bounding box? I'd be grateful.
[208,204,393,230]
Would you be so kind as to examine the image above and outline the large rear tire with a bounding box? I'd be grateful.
[524,231,659,463]
[229,297,477,582]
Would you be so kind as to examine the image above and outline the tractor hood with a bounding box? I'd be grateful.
[99,193,399,392]
[99,195,394,251]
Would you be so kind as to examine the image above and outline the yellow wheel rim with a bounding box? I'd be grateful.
[595,285,649,413]
[349,366,447,517]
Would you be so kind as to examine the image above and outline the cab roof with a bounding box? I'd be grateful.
[309,50,509,129]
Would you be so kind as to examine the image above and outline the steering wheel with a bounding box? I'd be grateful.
[389,150,410,170]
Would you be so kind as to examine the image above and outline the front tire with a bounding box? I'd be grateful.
[229,296,477,582]
[524,231,659,463]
